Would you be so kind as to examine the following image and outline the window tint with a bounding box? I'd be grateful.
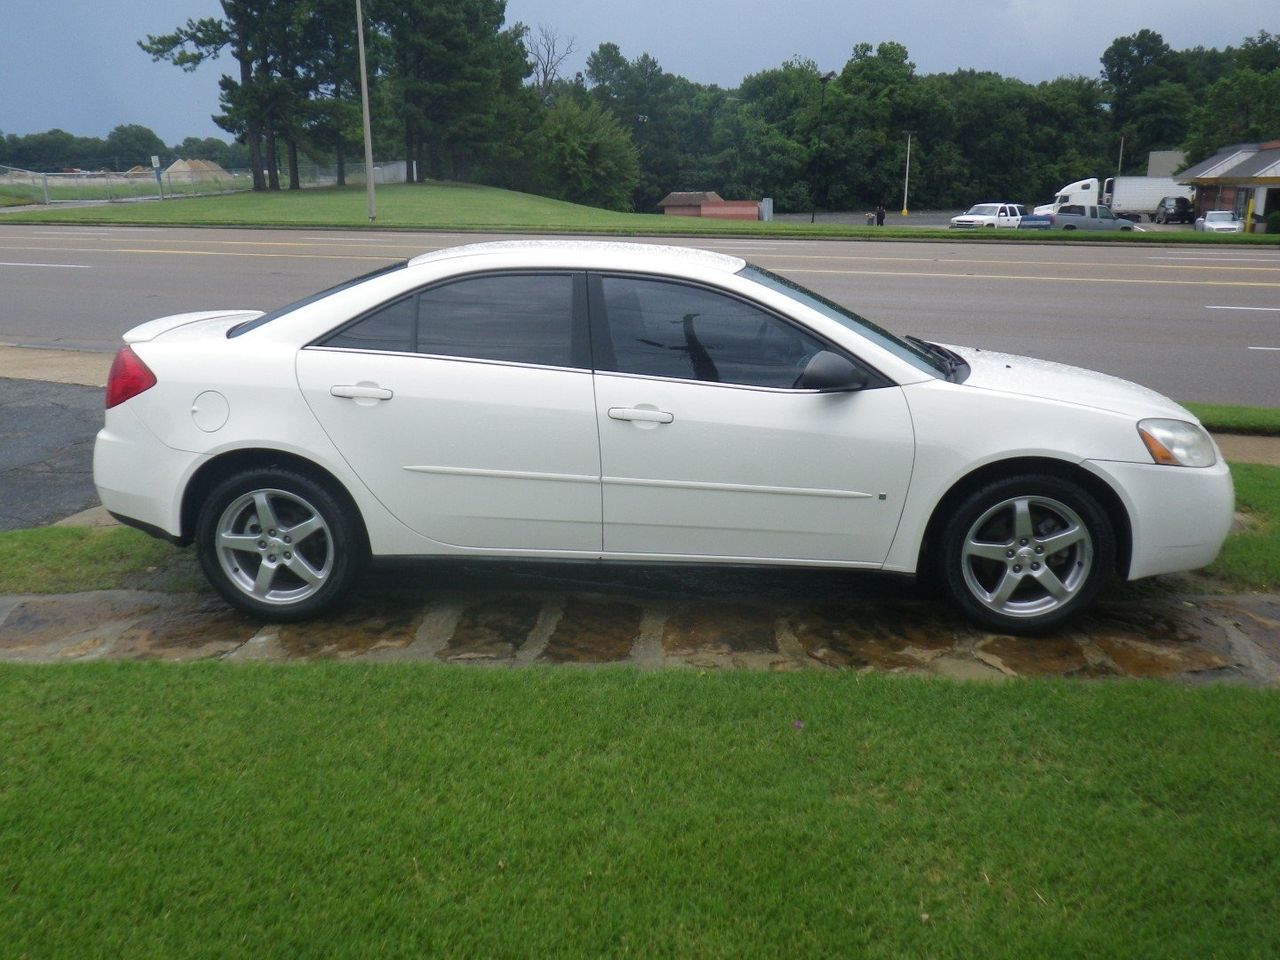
[229,260,409,338]
[319,272,578,367]
[323,296,415,352]
[600,276,828,388]
[417,274,574,367]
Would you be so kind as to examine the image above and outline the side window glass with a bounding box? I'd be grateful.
[321,296,415,352]
[600,276,829,389]
[417,274,575,367]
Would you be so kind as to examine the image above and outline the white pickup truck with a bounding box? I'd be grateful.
[950,203,1025,229]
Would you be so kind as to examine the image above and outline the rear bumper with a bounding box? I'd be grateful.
[1084,458,1234,580]
[94,405,203,540]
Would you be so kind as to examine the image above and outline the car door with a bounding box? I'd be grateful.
[589,273,915,564]
[296,271,603,552]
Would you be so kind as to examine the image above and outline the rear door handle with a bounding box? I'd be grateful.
[331,384,394,401]
[608,406,673,424]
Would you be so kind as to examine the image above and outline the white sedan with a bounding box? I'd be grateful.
[94,241,1234,632]
[1195,211,1244,233]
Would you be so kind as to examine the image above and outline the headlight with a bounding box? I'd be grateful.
[1137,419,1217,467]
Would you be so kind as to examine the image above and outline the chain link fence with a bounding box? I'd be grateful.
[1,160,407,206]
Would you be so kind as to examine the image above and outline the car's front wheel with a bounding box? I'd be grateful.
[196,468,367,620]
[936,475,1115,633]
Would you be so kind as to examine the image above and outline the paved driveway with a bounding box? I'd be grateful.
[0,378,101,530]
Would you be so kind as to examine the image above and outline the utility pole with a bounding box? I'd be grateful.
[900,130,914,217]
[355,0,376,222]
[809,71,836,224]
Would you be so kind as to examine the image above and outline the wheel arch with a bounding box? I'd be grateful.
[917,456,1132,579]
[180,448,368,549]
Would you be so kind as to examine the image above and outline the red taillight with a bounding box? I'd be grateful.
[105,345,157,409]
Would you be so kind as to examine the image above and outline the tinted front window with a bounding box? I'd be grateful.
[600,276,827,388]
[737,265,945,378]
[417,274,574,367]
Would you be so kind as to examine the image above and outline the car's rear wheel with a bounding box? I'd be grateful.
[936,474,1115,633]
[196,468,367,620]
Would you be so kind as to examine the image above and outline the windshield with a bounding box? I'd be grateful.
[965,204,1000,216]
[1205,211,1232,222]
[738,265,948,378]
[227,260,410,337]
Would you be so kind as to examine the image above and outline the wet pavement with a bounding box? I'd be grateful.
[1,563,1277,684]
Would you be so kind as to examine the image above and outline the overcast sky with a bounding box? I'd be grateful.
[2,0,1273,146]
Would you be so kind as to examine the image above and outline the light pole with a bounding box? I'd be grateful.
[809,71,836,224]
[355,0,376,222]
[900,130,914,217]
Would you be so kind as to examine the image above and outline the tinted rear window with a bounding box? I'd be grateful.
[227,260,409,338]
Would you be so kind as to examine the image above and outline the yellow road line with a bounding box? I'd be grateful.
[2,232,1278,272]
[1,244,1278,287]
[784,267,1280,288]
[0,245,398,262]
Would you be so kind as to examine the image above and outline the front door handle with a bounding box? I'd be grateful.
[608,406,674,424]
[331,383,394,401]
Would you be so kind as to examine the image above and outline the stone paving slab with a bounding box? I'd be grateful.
[0,584,1275,684]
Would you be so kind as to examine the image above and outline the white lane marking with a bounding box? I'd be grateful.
[301,236,401,242]
[700,242,783,249]
[32,230,116,236]
[1247,346,1280,351]
[1206,305,1280,312]
[1151,256,1280,262]
[0,261,91,268]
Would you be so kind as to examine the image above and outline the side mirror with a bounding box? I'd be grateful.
[795,350,869,391]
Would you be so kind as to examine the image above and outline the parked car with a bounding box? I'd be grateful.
[1153,196,1193,225]
[94,241,1233,633]
[949,203,1024,229]
[1195,211,1244,233]
[1018,204,1140,231]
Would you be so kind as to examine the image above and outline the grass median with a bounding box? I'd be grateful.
[7,181,1279,244]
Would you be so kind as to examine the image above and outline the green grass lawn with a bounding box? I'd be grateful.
[1186,403,1280,437]
[7,181,1279,243]
[1,664,1276,958]
[1208,462,1280,591]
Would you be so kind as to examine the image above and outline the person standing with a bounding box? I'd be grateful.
[875,203,886,226]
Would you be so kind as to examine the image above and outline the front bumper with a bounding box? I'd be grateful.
[1084,458,1234,580]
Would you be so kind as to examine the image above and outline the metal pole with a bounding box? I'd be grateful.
[809,72,835,224]
[1116,134,1125,177]
[900,131,913,216]
[355,0,376,222]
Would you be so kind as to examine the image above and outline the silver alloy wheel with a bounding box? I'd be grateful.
[214,487,334,606]
[959,494,1094,619]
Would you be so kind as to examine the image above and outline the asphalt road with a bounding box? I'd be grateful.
[0,225,1277,405]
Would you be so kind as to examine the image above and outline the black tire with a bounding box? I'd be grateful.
[196,467,368,620]
[1062,224,1076,231]
[935,474,1115,633]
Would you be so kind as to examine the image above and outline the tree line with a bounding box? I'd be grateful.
[4,4,1278,213]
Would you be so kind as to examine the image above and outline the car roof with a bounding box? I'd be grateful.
[407,239,746,275]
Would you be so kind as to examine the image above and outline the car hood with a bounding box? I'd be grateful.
[944,345,1194,421]
[123,309,262,344]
